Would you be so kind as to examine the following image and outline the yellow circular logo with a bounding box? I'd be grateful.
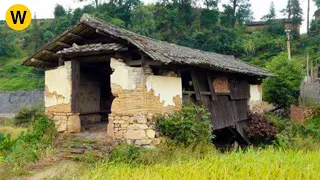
[5,4,32,31]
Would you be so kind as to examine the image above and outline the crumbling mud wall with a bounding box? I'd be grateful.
[45,61,80,133]
[108,58,182,147]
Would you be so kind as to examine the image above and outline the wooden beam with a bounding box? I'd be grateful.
[67,33,86,41]
[207,72,217,100]
[190,70,202,101]
[42,49,55,56]
[57,41,71,48]
[31,58,56,66]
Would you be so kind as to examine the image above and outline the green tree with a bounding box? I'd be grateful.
[261,2,276,21]
[222,0,252,28]
[282,0,303,25]
[236,2,254,25]
[130,5,156,36]
[54,4,67,18]
[204,0,219,10]
[263,53,304,108]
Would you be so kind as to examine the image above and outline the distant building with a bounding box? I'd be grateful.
[246,19,300,34]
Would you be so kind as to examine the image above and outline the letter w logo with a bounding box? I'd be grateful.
[10,11,27,24]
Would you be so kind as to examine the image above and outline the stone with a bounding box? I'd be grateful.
[155,132,160,138]
[126,140,134,145]
[143,145,155,149]
[115,116,121,120]
[152,138,161,145]
[123,130,147,140]
[115,131,123,139]
[106,119,115,142]
[135,139,152,145]
[128,124,148,130]
[136,115,147,124]
[121,123,129,128]
[146,130,156,138]
[122,116,130,120]
[57,123,67,132]
[67,115,81,133]
[114,120,125,124]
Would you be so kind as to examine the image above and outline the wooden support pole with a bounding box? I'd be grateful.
[71,60,81,113]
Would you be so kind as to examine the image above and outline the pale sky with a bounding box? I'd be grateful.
[0,0,318,33]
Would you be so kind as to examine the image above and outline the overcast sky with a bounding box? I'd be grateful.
[0,0,318,33]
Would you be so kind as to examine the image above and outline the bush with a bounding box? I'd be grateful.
[263,53,304,108]
[0,114,56,167]
[157,105,212,146]
[246,113,277,145]
[109,144,141,164]
[14,104,44,126]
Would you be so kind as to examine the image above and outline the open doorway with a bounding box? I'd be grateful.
[78,60,114,129]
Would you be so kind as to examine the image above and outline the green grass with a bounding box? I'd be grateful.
[79,148,320,180]
[0,57,44,91]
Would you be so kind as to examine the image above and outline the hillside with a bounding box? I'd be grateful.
[0,1,319,91]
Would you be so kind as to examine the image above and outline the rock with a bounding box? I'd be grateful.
[67,115,81,133]
[143,145,155,149]
[126,140,134,145]
[135,139,152,145]
[152,138,161,145]
[115,131,123,139]
[123,130,147,140]
[146,130,156,138]
[122,116,130,120]
[136,115,147,124]
[57,123,67,132]
[128,124,148,130]
[121,123,129,128]
[114,120,125,124]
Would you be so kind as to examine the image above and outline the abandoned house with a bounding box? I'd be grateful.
[23,14,272,146]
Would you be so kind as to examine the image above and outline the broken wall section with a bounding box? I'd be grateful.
[109,58,182,147]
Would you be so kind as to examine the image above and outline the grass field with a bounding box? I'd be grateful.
[78,148,320,180]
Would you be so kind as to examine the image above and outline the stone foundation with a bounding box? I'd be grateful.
[108,113,164,148]
[46,112,81,133]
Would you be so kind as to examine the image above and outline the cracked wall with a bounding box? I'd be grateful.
[108,58,182,147]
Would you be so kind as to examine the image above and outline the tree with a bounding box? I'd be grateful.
[130,5,156,36]
[263,53,304,108]
[223,0,251,28]
[282,0,303,25]
[204,0,219,10]
[54,4,67,18]
[261,2,276,21]
[236,2,254,25]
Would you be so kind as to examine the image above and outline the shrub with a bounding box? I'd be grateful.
[246,113,277,144]
[109,144,141,164]
[14,104,44,126]
[157,105,212,146]
[0,114,56,167]
[263,53,304,108]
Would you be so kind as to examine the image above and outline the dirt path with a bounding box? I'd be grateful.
[23,160,84,180]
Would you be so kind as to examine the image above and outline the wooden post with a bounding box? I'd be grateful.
[286,30,291,61]
[307,53,310,79]
[307,0,310,35]
[71,60,80,113]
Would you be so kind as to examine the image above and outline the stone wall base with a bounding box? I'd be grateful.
[108,113,164,148]
[46,112,81,133]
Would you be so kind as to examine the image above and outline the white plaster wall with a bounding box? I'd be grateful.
[249,84,262,103]
[110,58,143,90]
[146,75,182,106]
[45,62,72,107]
